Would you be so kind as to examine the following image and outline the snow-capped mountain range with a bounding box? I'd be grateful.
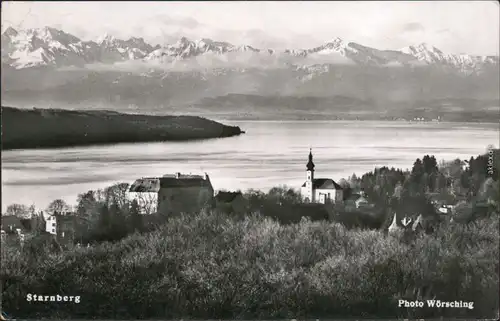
[1,26,499,74]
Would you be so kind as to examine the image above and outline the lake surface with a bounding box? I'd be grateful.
[2,120,498,212]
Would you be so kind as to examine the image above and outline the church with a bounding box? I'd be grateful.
[300,149,343,204]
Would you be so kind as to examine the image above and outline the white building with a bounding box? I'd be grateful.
[300,149,343,204]
[46,214,57,235]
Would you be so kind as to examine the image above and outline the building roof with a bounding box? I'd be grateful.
[355,196,369,204]
[346,194,369,203]
[215,191,242,203]
[301,178,342,190]
[412,214,424,231]
[45,213,78,227]
[129,173,212,192]
[129,178,161,192]
[306,149,315,171]
[388,213,402,233]
[1,215,23,229]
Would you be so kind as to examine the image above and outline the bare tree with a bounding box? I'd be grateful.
[338,178,350,189]
[105,183,130,209]
[28,204,37,216]
[5,203,30,218]
[46,199,71,214]
[134,192,158,214]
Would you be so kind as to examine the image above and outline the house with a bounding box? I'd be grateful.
[1,215,23,233]
[300,149,343,204]
[45,212,77,244]
[437,204,453,215]
[0,215,28,245]
[129,172,214,216]
[426,192,462,216]
[215,191,247,213]
[127,178,159,214]
[345,191,371,209]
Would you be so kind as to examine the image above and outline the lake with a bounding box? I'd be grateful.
[1,120,498,211]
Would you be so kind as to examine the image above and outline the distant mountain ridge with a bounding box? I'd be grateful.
[2,26,498,73]
[2,26,498,117]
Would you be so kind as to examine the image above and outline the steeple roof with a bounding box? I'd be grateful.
[388,213,402,234]
[307,148,315,171]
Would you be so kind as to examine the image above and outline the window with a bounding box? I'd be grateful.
[51,229,55,233]
[52,222,56,227]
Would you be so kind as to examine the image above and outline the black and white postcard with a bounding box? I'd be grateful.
[1,1,499,319]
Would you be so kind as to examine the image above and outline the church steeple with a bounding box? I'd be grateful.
[306,148,315,171]
[304,148,315,203]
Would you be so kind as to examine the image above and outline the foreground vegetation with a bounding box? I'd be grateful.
[1,106,243,150]
[2,211,498,319]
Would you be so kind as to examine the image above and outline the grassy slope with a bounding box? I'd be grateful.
[1,106,243,150]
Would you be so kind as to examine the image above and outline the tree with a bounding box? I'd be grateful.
[104,183,130,209]
[5,203,30,218]
[393,182,403,200]
[348,173,361,189]
[267,185,302,204]
[108,202,129,240]
[422,155,438,174]
[76,190,101,235]
[338,178,350,189]
[31,211,47,234]
[77,191,98,217]
[411,159,425,179]
[28,204,37,217]
[434,172,447,192]
[46,199,71,214]
[409,159,427,195]
[134,192,157,214]
[478,178,499,204]
[97,203,111,234]
[129,199,144,232]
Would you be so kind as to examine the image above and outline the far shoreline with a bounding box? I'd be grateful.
[210,118,500,125]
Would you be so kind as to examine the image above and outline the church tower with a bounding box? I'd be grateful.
[305,148,315,202]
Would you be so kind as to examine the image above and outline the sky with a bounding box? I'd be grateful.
[1,1,499,55]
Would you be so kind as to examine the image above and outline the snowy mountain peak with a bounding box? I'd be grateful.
[401,43,443,55]
[97,32,116,44]
[417,42,441,52]
[175,36,191,47]
[235,44,260,53]
[330,37,344,47]
[306,37,351,56]
[2,26,498,74]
